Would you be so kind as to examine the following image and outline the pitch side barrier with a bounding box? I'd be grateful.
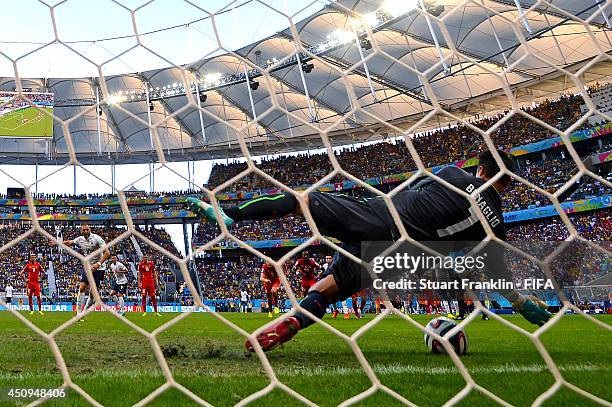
[0,302,216,313]
[4,195,601,229]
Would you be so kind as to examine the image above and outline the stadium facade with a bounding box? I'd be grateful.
[0,0,610,165]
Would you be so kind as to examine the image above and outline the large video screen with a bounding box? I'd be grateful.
[0,91,54,138]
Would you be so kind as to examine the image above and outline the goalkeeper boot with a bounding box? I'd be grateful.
[268,311,273,318]
[186,197,234,227]
[514,297,551,326]
[245,316,300,353]
[38,311,44,316]
[29,311,35,315]
[142,312,147,317]
[155,313,162,317]
[274,307,280,314]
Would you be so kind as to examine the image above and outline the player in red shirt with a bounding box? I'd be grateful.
[138,254,161,317]
[292,251,320,297]
[261,262,280,318]
[21,254,44,315]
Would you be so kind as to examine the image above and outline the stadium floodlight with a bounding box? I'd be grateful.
[362,12,380,28]
[63,0,422,109]
[382,0,419,17]
[203,73,222,86]
[328,29,354,45]
[302,62,314,74]
[71,10,396,108]
[107,93,125,105]
[360,39,372,50]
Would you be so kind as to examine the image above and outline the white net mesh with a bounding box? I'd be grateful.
[0,0,611,405]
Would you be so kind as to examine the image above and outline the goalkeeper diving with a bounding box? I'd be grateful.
[188,149,552,352]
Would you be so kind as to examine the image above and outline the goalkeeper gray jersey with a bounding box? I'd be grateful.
[368,166,506,241]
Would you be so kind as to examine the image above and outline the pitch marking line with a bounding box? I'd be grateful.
[0,363,607,379]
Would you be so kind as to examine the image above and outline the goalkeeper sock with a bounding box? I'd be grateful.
[294,290,328,329]
[224,194,298,222]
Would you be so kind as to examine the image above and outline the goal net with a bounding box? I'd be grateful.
[0,0,611,405]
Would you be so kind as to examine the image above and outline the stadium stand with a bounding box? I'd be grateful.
[1,88,610,311]
[206,91,593,191]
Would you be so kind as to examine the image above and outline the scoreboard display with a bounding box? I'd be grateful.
[0,91,54,138]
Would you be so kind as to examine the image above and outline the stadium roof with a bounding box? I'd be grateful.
[0,0,611,165]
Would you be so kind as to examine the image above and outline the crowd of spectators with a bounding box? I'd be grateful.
[1,209,608,304]
[196,253,323,301]
[8,150,607,220]
[505,209,611,242]
[207,92,594,191]
[193,215,311,245]
[501,152,611,211]
[191,210,610,302]
[191,155,610,245]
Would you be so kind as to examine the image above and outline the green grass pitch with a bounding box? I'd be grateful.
[0,312,609,406]
[0,106,53,138]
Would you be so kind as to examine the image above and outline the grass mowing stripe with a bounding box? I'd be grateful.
[0,363,606,380]
[1,313,609,406]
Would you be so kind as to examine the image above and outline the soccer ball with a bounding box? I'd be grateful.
[423,317,468,355]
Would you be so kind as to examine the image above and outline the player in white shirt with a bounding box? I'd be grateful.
[63,224,111,318]
[240,289,249,313]
[5,284,13,307]
[109,255,129,316]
